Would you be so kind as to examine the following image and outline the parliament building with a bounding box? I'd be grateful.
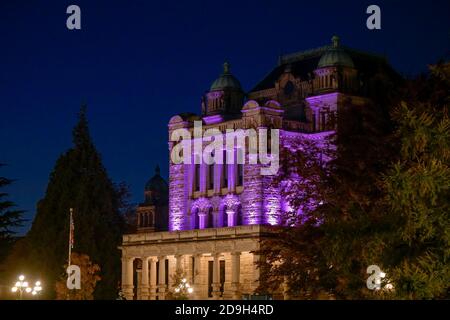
[120,36,396,300]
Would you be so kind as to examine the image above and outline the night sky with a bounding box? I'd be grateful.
[1,0,449,234]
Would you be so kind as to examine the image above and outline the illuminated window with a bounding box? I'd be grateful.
[192,208,199,229]
[207,207,214,228]
[208,164,214,190]
[221,150,227,188]
[194,154,200,192]
[237,148,244,187]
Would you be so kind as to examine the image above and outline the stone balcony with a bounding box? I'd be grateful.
[122,224,274,246]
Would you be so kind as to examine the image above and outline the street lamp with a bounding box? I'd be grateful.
[11,275,30,300]
[32,281,42,297]
[11,276,43,300]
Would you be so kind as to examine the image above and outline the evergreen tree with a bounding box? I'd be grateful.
[0,166,25,263]
[22,107,124,299]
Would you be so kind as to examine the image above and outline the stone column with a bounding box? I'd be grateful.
[231,252,241,299]
[140,257,149,300]
[149,257,157,300]
[198,212,207,229]
[175,254,183,271]
[193,254,202,299]
[158,256,166,300]
[122,257,134,300]
[212,253,221,299]
[226,208,235,227]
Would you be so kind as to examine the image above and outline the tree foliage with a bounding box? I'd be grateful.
[376,63,450,299]
[0,167,25,263]
[169,268,191,300]
[8,107,124,299]
[55,252,101,300]
[259,63,449,299]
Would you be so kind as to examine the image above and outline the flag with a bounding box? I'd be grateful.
[69,208,74,249]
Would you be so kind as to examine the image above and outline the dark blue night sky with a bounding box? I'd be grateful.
[1,0,449,234]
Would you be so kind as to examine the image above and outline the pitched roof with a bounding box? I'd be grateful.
[250,45,394,92]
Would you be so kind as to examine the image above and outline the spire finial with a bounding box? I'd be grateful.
[332,35,340,48]
[223,61,230,74]
[155,165,160,175]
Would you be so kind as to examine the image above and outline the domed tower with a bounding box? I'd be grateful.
[306,36,363,132]
[314,35,357,94]
[136,165,169,232]
[201,62,244,117]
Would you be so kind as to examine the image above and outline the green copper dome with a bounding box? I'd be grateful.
[318,36,354,69]
[210,62,242,91]
[145,165,168,192]
[144,165,168,205]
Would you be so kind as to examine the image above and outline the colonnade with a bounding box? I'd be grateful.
[122,252,245,300]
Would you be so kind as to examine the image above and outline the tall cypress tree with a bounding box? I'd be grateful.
[0,166,25,263]
[24,107,124,299]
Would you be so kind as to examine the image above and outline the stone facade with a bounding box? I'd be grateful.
[121,36,396,300]
[120,225,272,300]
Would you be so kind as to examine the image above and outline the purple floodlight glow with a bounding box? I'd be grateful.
[168,103,334,231]
[203,114,223,125]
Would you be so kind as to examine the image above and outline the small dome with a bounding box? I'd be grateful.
[318,36,354,69]
[144,165,168,205]
[169,113,201,125]
[145,165,168,191]
[210,62,242,91]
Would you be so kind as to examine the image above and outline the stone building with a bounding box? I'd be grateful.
[120,36,397,300]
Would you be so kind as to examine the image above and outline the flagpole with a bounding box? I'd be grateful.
[68,208,73,266]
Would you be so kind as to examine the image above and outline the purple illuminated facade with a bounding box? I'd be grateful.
[122,36,397,300]
[167,36,390,232]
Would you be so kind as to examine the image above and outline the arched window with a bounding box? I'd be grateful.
[143,213,148,227]
[148,212,153,227]
[221,150,228,189]
[237,148,244,187]
[222,205,228,227]
[208,163,214,190]
[194,164,199,192]
[207,207,214,228]
[192,208,199,229]
[236,205,243,226]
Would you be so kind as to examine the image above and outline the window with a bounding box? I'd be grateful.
[194,164,200,192]
[165,259,169,286]
[207,207,214,228]
[143,213,148,227]
[192,208,199,229]
[237,148,244,187]
[284,81,294,96]
[237,163,243,186]
[221,150,228,189]
[220,261,225,296]
[236,205,243,226]
[156,261,160,285]
[208,261,213,297]
[208,164,214,190]
[222,206,228,227]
